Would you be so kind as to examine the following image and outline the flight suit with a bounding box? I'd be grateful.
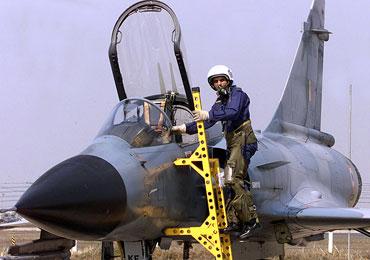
[186,85,258,226]
[224,120,258,224]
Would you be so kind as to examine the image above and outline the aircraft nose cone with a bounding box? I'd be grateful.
[16,155,127,240]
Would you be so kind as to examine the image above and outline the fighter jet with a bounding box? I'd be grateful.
[9,0,370,259]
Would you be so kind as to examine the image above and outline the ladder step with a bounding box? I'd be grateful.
[164,87,233,260]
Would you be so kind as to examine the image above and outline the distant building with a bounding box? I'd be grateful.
[0,211,21,223]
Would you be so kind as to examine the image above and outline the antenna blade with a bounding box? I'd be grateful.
[169,62,178,92]
[157,63,166,95]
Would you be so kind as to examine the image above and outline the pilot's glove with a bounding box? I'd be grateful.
[171,124,186,134]
[193,110,209,121]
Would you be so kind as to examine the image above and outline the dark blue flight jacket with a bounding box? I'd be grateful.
[186,85,251,134]
[185,85,257,162]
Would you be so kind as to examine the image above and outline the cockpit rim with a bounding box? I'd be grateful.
[114,97,173,127]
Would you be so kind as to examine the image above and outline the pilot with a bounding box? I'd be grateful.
[172,65,259,238]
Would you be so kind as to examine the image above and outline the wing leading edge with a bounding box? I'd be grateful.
[292,207,370,231]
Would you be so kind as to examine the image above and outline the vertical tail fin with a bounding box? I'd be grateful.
[265,0,330,133]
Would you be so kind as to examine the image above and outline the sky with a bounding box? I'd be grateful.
[0,0,369,190]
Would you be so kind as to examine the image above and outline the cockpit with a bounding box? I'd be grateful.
[97,98,172,148]
[99,2,223,148]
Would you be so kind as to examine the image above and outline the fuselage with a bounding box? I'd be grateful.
[250,131,361,241]
[15,116,361,243]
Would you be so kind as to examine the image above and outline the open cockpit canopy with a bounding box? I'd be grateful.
[109,0,193,109]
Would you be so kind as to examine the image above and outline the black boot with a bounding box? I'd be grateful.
[239,219,261,239]
[222,222,240,233]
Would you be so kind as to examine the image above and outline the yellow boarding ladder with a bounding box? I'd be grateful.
[164,87,233,260]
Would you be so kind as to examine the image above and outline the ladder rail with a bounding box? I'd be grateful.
[164,87,233,260]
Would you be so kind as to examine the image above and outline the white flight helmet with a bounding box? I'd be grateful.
[207,65,233,90]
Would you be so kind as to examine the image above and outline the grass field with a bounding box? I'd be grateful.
[1,229,370,259]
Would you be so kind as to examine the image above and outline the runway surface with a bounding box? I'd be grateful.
[1,229,370,259]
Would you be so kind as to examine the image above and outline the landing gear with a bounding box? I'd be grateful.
[101,241,114,260]
[182,241,191,260]
[104,240,157,260]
